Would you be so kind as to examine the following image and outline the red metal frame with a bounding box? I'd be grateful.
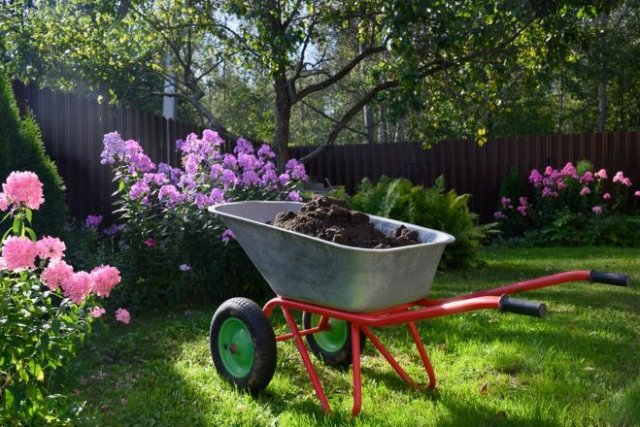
[262,270,592,416]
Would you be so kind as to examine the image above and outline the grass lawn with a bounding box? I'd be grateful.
[56,246,640,426]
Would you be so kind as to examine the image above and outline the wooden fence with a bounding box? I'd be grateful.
[291,132,640,222]
[12,80,200,222]
[11,81,640,224]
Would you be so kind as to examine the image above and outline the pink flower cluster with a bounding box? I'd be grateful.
[0,171,44,211]
[495,196,529,219]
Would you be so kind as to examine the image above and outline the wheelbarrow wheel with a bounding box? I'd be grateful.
[210,297,277,394]
[302,312,366,367]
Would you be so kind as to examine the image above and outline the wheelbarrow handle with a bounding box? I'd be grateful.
[589,270,629,287]
[499,295,547,318]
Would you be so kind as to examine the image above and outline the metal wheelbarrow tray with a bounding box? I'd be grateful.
[207,201,630,416]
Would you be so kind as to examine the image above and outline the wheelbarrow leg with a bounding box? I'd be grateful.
[407,322,436,389]
[280,306,331,414]
[360,326,417,388]
[351,323,362,417]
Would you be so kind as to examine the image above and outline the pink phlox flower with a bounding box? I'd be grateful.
[592,206,603,215]
[580,186,591,196]
[493,211,507,220]
[635,190,640,198]
[0,192,9,211]
[622,177,632,187]
[221,229,235,243]
[41,260,74,291]
[129,181,150,200]
[542,187,558,198]
[36,236,66,261]
[560,162,578,179]
[517,205,527,216]
[2,236,38,271]
[544,166,554,176]
[64,271,93,304]
[613,171,625,184]
[500,196,511,208]
[144,238,155,248]
[234,138,254,155]
[202,129,224,147]
[91,265,121,298]
[115,308,131,324]
[0,257,6,270]
[519,196,529,207]
[595,169,608,180]
[580,171,594,184]
[603,192,611,200]
[529,169,543,187]
[556,180,567,190]
[89,307,106,318]
[2,171,44,210]
[257,144,276,159]
[288,190,302,202]
[85,214,103,229]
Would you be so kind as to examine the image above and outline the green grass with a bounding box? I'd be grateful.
[56,246,640,426]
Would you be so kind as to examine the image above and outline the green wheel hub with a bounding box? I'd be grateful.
[218,317,254,378]
[311,314,348,353]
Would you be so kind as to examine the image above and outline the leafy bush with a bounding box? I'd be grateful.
[0,171,126,425]
[0,72,67,237]
[494,161,640,246]
[346,176,491,269]
[100,130,307,308]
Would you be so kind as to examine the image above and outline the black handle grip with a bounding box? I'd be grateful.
[589,270,629,287]
[499,295,547,318]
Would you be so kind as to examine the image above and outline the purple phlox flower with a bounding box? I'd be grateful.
[518,196,528,207]
[85,214,103,229]
[101,132,125,164]
[580,171,594,184]
[279,173,291,186]
[183,154,202,175]
[241,170,261,186]
[178,174,197,191]
[123,139,143,157]
[288,190,302,202]
[261,166,278,186]
[103,224,124,236]
[595,169,608,180]
[500,196,511,209]
[223,154,238,168]
[195,192,212,209]
[493,211,507,220]
[542,187,558,198]
[175,139,185,152]
[544,166,554,176]
[221,229,235,243]
[592,205,603,215]
[143,172,169,186]
[210,163,224,180]
[257,144,276,159]
[210,188,224,205]
[202,129,224,147]
[560,162,578,179]
[234,137,254,155]
[529,169,543,187]
[580,186,591,196]
[516,205,527,216]
[603,192,611,200]
[158,185,185,204]
[129,180,150,200]
[238,153,258,170]
[222,169,237,187]
[130,153,155,173]
[179,263,191,272]
[179,133,200,154]
[158,163,183,183]
[286,159,308,181]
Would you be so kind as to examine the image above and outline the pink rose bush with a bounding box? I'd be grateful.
[1,171,130,424]
[494,161,640,245]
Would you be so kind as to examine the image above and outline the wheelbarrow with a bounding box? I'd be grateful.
[208,201,629,416]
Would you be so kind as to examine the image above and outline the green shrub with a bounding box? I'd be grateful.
[0,72,67,236]
[348,176,492,269]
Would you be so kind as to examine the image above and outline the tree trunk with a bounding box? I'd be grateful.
[364,106,375,143]
[274,76,291,171]
[597,81,607,132]
[596,11,608,132]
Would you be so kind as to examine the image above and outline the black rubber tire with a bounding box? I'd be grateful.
[210,297,277,394]
[302,312,366,367]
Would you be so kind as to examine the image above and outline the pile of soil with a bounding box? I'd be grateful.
[271,196,420,249]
